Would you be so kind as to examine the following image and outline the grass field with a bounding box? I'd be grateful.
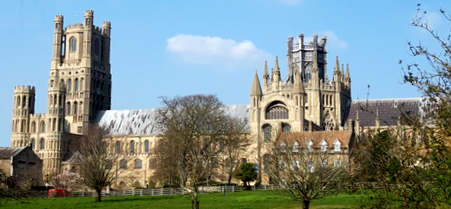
[0,190,361,209]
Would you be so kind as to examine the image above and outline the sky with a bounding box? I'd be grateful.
[0,0,450,147]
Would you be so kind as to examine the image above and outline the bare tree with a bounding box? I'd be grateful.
[222,117,251,184]
[265,131,349,209]
[78,124,116,202]
[156,94,229,209]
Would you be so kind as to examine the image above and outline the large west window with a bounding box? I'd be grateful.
[266,101,289,120]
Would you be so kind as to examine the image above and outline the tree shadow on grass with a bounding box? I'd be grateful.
[101,194,181,203]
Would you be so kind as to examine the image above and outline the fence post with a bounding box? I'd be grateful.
[232,186,234,193]
[161,188,163,195]
[151,189,154,196]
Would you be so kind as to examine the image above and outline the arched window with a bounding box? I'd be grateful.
[134,159,142,169]
[120,159,127,169]
[282,124,291,132]
[58,118,63,131]
[149,159,156,169]
[66,102,71,115]
[40,138,45,150]
[16,96,20,107]
[69,37,77,52]
[144,140,149,154]
[31,138,35,150]
[80,78,84,91]
[73,102,78,115]
[67,79,72,92]
[266,101,289,120]
[52,118,56,131]
[116,141,121,154]
[41,121,46,132]
[263,125,271,142]
[130,141,135,154]
[22,96,26,108]
[74,78,79,91]
[31,121,36,133]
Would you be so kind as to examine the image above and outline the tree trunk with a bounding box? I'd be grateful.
[192,190,199,209]
[96,189,102,202]
[302,200,310,209]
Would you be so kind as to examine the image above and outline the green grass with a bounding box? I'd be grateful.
[0,190,360,209]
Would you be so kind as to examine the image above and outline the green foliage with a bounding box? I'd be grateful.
[233,163,257,189]
[0,190,361,209]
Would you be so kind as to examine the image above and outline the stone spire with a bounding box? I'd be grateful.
[274,56,281,75]
[250,70,262,96]
[263,61,269,80]
[292,64,304,94]
[345,63,350,80]
[334,56,340,74]
[341,64,345,78]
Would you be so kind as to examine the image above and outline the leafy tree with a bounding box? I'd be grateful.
[233,163,257,190]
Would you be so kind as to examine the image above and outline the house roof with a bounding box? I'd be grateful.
[96,105,251,136]
[0,147,27,159]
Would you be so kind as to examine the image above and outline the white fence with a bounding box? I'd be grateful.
[69,186,241,198]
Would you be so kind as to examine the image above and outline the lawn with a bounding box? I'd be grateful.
[0,190,360,209]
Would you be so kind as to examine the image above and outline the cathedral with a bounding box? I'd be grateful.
[8,11,425,187]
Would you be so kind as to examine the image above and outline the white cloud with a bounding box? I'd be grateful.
[422,12,442,30]
[166,34,272,70]
[304,30,347,50]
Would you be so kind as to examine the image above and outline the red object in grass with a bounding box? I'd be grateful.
[48,189,69,197]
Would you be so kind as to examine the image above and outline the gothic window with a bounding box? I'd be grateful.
[266,102,289,120]
[41,121,46,132]
[74,78,79,91]
[263,125,271,142]
[94,39,100,55]
[66,102,71,115]
[31,121,36,133]
[282,124,291,132]
[31,138,35,150]
[293,141,299,152]
[40,138,45,150]
[144,140,149,154]
[52,118,56,131]
[61,36,66,56]
[149,159,156,169]
[134,159,142,169]
[16,96,20,107]
[73,102,78,115]
[69,37,77,52]
[130,141,135,154]
[58,95,62,106]
[80,78,84,91]
[120,159,127,169]
[58,118,62,131]
[116,141,121,154]
[22,96,26,108]
[67,79,72,92]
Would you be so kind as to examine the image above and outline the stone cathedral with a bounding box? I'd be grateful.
[9,11,425,187]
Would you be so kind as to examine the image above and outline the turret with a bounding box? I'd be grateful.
[292,64,306,131]
[345,63,351,86]
[11,85,35,147]
[52,15,64,69]
[82,10,94,59]
[250,70,263,98]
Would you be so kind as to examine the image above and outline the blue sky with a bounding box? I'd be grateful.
[0,0,450,147]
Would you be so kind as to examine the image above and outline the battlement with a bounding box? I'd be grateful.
[94,26,102,33]
[102,21,111,28]
[85,10,94,16]
[30,113,47,119]
[55,15,63,22]
[66,23,84,29]
[14,85,35,92]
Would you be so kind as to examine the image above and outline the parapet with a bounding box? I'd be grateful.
[55,15,64,22]
[85,10,94,16]
[102,21,111,28]
[14,85,36,93]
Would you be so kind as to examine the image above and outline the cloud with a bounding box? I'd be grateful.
[167,34,272,70]
[422,12,442,30]
[304,30,347,50]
